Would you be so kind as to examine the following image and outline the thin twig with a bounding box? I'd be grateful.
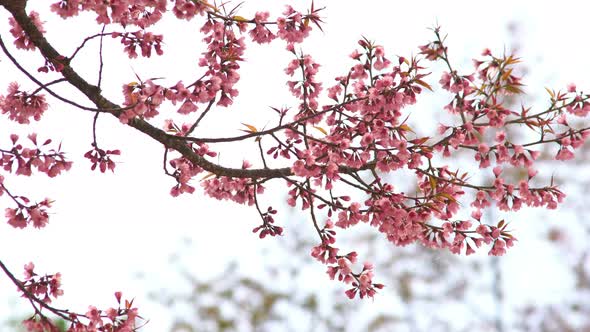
[0,35,134,113]
[97,25,106,89]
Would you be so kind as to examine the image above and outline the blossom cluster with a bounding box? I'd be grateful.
[285,49,323,118]
[84,145,121,173]
[1,133,72,177]
[168,156,203,196]
[112,30,163,59]
[50,0,167,27]
[0,82,48,124]
[202,175,263,206]
[251,206,283,238]
[18,263,140,332]
[21,262,64,303]
[4,197,52,229]
[276,5,313,44]
[0,134,64,231]
[311,221,384,299]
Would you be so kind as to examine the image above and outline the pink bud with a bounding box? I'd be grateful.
[567,83,576,92]
[115,291,122,303]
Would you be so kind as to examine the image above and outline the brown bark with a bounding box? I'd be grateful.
[0,0,26,13]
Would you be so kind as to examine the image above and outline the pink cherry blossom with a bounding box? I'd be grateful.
[249,12,276,44]
[0,82,48,124]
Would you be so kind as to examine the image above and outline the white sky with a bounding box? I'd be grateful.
[1,0,590,331]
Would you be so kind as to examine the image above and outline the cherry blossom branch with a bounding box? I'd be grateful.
[0,6,280,178]
[1,4,356,181]
[0,258,143,330]
[1,0,588,307]
[1,8,381,182]
[0,259,71,321]
[473,95,590,127]
[184,97,364,144]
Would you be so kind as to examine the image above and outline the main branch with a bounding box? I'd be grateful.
[0,3,376,180]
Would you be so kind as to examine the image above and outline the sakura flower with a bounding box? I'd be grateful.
[249,12,276,44]
[0,82,48,124]
[276,6,311,44]
[555,146,575,161]
[24,262,36,280]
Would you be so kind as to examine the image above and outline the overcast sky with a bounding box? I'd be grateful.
[1,0,589,330]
